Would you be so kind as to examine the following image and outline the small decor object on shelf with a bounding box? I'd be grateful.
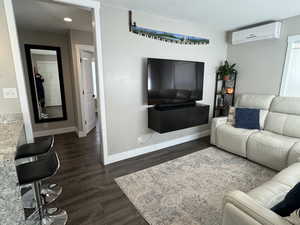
[226,88,234,94]
[128,11,209,45]
[213,61,238,117]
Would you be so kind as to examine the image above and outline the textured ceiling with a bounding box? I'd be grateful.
[101,0,300,31]
[13,0,92,33]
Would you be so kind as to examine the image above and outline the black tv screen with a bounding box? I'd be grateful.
[147,58,204,105]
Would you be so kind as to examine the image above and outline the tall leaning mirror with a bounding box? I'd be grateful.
[25,44,67,123]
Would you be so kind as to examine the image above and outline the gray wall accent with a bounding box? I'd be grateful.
[0,1,21,114]
[101,6,227,155]
[18,29,76,132]
[227,15,300,95]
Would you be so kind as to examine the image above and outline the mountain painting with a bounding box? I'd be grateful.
[129,11,209,45]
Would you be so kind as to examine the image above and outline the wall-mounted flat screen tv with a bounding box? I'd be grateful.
[147,58,204,105]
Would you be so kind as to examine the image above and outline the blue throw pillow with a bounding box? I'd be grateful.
[235,108,260,129]
[271,182,300,217]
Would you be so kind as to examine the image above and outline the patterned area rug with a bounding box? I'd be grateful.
[115,147,276,225]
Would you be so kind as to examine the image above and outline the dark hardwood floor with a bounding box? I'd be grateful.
[45,129,211,225]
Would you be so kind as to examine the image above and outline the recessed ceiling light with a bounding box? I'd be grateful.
[64,17,72,22]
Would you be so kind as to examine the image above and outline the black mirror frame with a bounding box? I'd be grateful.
[24,44,67,123]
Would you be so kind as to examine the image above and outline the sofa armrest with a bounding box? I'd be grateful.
[210,116,227,145]
[222,191,291,225]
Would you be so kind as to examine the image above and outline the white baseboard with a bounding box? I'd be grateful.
[34,126,76,137]
[105,129,210,165]
[75,129,87,138]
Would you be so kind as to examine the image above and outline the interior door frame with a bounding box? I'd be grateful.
[4,0,109,165]
[76,44,95,137]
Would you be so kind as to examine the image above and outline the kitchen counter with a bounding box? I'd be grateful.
[0,120,24,160]
[0,113,27,225]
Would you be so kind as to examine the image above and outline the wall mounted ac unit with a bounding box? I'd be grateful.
[232,22,281,45]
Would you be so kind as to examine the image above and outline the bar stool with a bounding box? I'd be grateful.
[16,136,62,205]
[16,150,68,225]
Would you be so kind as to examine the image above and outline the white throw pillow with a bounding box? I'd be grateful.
[227,106,235,125]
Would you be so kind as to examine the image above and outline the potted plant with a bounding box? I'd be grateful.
[217,60,237,81]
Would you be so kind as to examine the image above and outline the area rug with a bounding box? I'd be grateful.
[115,147,276,225]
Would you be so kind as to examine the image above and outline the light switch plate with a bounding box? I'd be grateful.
[3,88,18,99]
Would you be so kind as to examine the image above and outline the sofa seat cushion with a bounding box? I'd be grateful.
[248,181,291,209]
[247,131,298,171]
[216,124,258,157]
[272,163,300,188]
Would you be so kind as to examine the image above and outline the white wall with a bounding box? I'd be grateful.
[0,1,21,114]
[101,6,227,156]
[227,15,300,95]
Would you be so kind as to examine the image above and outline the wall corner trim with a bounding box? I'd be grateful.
[4,0,34,143]
[105,129,210,165]
[76,128,87,138]
[34,126,76,138]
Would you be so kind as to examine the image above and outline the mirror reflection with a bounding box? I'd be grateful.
[25,45,67,122]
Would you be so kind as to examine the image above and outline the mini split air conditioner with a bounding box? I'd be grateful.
[232,22,281,45]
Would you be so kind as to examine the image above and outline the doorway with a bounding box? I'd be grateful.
[79,47,98,135]
[5,0,108,164]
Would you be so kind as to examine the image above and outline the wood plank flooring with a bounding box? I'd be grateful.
[44,129,211,225]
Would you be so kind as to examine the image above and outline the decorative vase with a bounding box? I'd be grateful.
[223,74,230,81]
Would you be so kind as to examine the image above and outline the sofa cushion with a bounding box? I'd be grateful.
[265,97,300,138]
[216,124,258,157]
[247,131,298,171]
[235,94,275,129]
[248,181,291,209]
[235,108,260,129]
[235,94,275,110]
[288,143,300,166]
[265,112,300,139]
[272,163,300,188]
[270,97,300,115]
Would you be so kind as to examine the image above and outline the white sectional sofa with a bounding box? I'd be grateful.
[211,94,300,225]
[211,94,300,171]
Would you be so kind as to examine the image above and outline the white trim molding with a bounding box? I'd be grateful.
[53,0,109,165]
[105,129,211,165]
[4,0,34,143]
[75,129,87,138]
[34,126,76,138]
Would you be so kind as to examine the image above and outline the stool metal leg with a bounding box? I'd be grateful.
[33,181,44,225]
[22,183,62,209]
[40,182,62,205]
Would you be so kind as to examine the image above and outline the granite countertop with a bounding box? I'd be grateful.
[0,121,24,161]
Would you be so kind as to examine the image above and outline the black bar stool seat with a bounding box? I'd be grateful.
[16,136,54,160]
[17,150,59,185]
[16,136,61,207]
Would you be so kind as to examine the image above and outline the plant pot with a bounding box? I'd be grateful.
[223,75,230,81]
